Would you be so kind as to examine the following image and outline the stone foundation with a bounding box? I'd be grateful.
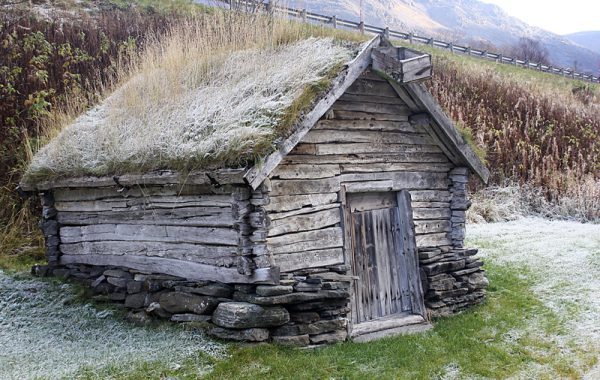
[32,263,353,346]
[418,247,488,317]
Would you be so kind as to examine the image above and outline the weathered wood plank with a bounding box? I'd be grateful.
[265,193,338,213]
[338,93,407,105]
[330,110,409,121]
[292,143,442,156]
[409,190,451,202]
[60,224,238,246]
[314,119,418,133]
[53,187,232,203]
[268,227,343,255]
[284,152,449,165]
[274,248,344,273]
[269,208,340,237]
[412,208,451,220]
[54,199,231,212]
[271,172,449,196]
[415,233,452,247]
[411,201,450,208]
[268,203,339,221]
[301,130,435,145]
[345,78,398,98]
[414,219,452,234]
[60,241,237,266]
[340,162,453,173]
[57,208,235,227]
[23,169,246,191]
[331,100,411,115]
[271,164,340,179]
[59,254,279,284]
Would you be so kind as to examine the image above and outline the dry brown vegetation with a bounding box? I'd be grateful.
[426,54,599,221]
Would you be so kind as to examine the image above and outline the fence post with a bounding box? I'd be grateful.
[300,8,307,23]
[498,53,503,63]
[383,27,390,39]
[358,21,364,34]
[331,15,337,29]
[265,0,272,14]
[449,42,454,53]
[466,46,471,55]
[429,37,434,46]
[408,32,413,44]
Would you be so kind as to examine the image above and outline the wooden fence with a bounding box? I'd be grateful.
[224,0,600,84]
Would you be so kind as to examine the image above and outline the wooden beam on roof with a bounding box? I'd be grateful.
[20,169,247,191]
[404,83,490,183]
[244,35,381,190]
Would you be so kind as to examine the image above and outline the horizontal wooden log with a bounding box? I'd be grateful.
[54,196,232,213]
[23,169,246,191]
[271,164,340,180]
[268,227,343,255]
[53,186,231,203]
[283,152,449,165]
[415,233,451,247]
[414,219,452,234]
[345,79,398,98]
[57,208,235,227]
[338,93,406,105]
[331,100,411,115]
[265,193,338,213]
[412,208,451,220]
[60,224,238,246]
[411,201,450,208]
[301,130,434,145]
[268,203,339,221]
[269,207,340,237]
[409,190,451,202]
[314,119,418,133]
[340,162,453,173]
[271,172,449,196]
[292,143,442,156]
[59,254,279,284]
[60,241,237,266]
[274,248,344,273]
[331,110,409,121]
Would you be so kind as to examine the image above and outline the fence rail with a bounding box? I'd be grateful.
[224,0,600,84]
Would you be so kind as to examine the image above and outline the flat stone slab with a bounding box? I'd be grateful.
[272,334,310,347]
[212,302,289,329]
[208,326,269,342]
[233,289,350,305]
[170,314,212,323]
[255,285,293,297]
[159,291,219,315]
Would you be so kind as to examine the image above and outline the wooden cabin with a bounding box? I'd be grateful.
[22,36,489,345]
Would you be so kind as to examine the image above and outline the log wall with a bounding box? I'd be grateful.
[266,72,459,273]
[47,183,276,284]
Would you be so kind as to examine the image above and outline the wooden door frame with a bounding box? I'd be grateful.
[340,182,427,336]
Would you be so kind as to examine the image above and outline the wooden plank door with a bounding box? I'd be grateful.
[347,190,425,324]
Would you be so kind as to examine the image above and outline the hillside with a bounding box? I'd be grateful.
[297,0,600,74]
[565,31,600,54]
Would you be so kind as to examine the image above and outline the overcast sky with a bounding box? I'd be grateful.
[482,0,600,35]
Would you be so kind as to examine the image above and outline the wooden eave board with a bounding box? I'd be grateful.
[403,82,490,183]
[19,169,247,192]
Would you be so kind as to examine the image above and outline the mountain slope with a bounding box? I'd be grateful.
[565,31,600,54]
[299,0,600,74]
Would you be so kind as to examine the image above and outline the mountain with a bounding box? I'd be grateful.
[295,0,600,74]
[565,31,600,54]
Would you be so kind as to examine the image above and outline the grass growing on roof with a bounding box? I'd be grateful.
[23,13,364,185]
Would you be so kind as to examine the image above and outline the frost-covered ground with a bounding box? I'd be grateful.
[467,217,600,379]
[0,273,224,380]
